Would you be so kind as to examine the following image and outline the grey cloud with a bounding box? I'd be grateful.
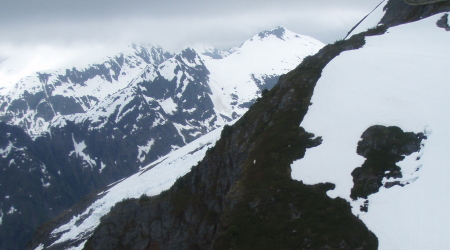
[0,0,383,51]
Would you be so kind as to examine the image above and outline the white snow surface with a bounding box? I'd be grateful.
[48,125,224,249]
[291,13,450,249]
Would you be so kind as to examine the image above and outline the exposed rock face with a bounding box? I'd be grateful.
[350,125,426,200]
[0,122,51,249]
[257,26,286,40]
[381,0,450,27]
[80,32,379,250]
[436,13,450,29]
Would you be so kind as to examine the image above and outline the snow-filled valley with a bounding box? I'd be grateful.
[291,11,450,250]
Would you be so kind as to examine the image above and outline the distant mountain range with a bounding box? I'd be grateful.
[0,27,324,249]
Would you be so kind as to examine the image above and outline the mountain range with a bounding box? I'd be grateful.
[0,27,324,249]
[26,0,450,249]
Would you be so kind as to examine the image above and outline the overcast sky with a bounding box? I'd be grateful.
[0,1,384,50]
[0,0,383,83]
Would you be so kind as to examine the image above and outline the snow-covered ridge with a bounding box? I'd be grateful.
[0,43,168,97]
[292,12,450,250]
[0,44,172,136]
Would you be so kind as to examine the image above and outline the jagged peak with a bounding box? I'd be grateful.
[177,47,203,65]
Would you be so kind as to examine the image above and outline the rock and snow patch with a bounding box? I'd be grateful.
[7,206,17,215]
[137,139,155,163]
[41,178,51,188]
[70,135,96,169]
[291,13,450,250]
[160,98,177,115]
[0,142,12,158]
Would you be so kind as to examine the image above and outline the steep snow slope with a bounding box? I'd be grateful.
[39,124,224,249]
[292,12,450,249]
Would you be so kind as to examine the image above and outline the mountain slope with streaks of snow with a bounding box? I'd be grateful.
[37,124,224,249]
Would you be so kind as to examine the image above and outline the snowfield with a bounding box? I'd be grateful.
[291,12,450,250]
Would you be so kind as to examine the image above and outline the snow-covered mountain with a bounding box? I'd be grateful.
[28,1,450,249]
[0,27,323,249]
[292,2,450,249]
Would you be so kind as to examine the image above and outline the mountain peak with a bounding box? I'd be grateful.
[257,26,287,40]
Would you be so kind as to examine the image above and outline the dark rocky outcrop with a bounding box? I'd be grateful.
[258,26,286,40]
[436,13,450,30]
[350,125,426,200]
[77,31,379,250]
[381,0,450,27]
